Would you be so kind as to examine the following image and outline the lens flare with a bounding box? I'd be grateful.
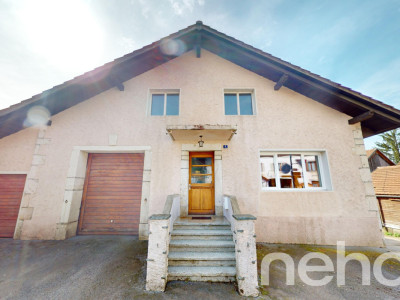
[26,106,50,126]
[160,39,187,56]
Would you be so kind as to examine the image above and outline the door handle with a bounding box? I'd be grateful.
[188,184,192,190]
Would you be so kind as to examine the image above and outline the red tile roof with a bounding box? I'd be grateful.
[372,165,400,196]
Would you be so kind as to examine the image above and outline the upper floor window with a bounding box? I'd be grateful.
[260,151,332,190]
[224,90,255,115]
[150,90,179,116]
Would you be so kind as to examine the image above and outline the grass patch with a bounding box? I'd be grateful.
[384,231,400,238]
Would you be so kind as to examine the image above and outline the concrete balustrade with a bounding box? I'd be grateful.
[146,194,258,295]
[145,194,180,292]
[223,195,259,297]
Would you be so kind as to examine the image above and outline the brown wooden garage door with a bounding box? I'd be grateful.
[0,174,26,238]
[77,153,144,235]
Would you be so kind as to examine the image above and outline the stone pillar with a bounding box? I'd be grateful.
[214,150,223,216]
[352,126,381,212]
[351,125,384,245]
[14,128,51,239]
[139,149,152,239]
[55,149,87,240]
[145,214,171,292]
[180,150,189,217]
[233,214,259,297]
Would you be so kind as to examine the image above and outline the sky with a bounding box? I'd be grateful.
[1,0,400,148]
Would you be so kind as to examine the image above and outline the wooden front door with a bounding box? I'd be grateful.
[189,152,215,215]
[77,153,144,235]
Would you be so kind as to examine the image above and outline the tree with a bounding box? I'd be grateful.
[375,129,400,164]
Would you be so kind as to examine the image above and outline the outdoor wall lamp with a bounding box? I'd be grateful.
[198,135,204,147]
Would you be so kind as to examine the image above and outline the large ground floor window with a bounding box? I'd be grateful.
[260,151,331,190]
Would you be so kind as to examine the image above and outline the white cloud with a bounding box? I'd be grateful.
[357,58,400,109]
[14,0,105,73]
[119,36,139,53]
[168,0,197,15]
[138,0,151,18]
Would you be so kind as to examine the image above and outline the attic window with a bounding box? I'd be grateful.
[149,90,179,116]
[224,89,255,115]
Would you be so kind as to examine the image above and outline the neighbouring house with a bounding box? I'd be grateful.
[1,21,400,294]
[367,148,395,172]
[372,165,400,232]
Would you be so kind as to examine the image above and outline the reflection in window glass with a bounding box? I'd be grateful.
[277,154,304,189]
[191,175,212,184]
[166,94,179,115]
[224,94,238,115]
[260,156,276,187]
[151,94,164,115]
[192,157,212,165]
[192,166,212,174]
[304,155,321,187]
[261,152,326,189]
[239,93,253,115]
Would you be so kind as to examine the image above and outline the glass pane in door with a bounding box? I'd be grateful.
[192,157,212,166]
[192,166,212,174]
[191,175,212,184]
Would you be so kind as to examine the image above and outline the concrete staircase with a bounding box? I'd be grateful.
[168,217,236,282]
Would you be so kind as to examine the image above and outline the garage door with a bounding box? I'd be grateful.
[77,153,144,235]
[0,174,26,238]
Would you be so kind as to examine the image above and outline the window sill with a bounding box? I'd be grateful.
[261,188,332,192]
[149,115,180,117]
[224,114,257,117]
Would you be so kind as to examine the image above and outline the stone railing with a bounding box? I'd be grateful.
[223,194,259,297]
[145,194,180,292]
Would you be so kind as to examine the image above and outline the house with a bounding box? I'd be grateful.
[367,148,395,172]
[1,21,400,294]
[371,165,400,232]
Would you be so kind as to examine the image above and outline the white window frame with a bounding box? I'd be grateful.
[224,89,256,116]
[259,150,332,191]
[148,89,180,116]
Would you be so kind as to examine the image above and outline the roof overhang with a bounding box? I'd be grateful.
[166,125,237,141]
[1,21,400,139]
[368,149,395,166]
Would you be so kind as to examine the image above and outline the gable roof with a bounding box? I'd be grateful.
[366,149,395,166]
[372,165,400,196]
[366,149,375,157]
[1,21,400,139]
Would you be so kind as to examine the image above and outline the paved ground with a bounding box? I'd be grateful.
[257,238,400,299]
[385,236,400,256]
[0,236,399,299]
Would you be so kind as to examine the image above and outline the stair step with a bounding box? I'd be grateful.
[171,229,233,241]
[172,229,232,234]
[168,251,236,266]
[173,224,231,230]
[169,239,235,250]
[168,266,236,282]
[169,251,235,260]
[169,260,236,267]
[174,219,230,226]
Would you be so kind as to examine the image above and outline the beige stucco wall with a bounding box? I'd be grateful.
[0,127,38,172]
[0,49,382,246]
